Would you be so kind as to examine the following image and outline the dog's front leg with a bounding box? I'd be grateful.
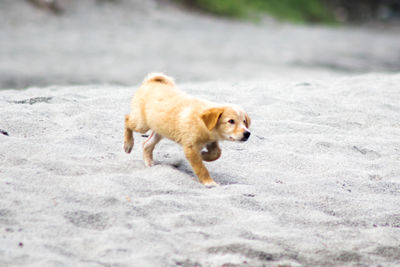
[201,142,221,162]
[183,145,217,186]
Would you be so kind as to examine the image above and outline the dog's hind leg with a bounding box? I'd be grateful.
[201,142,221,162]
[124,115,135,153]
[143,131,163,167]
[124,113,151,153]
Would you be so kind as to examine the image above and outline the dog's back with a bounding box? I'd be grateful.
[131,73,200,141]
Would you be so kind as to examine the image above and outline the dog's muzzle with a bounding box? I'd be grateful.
[241,131,251,141]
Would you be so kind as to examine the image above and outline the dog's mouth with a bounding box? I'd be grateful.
[227,136,248,142]
[240,136,249,142]
[226,132,251,142]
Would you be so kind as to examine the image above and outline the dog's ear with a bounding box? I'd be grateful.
[244,112,251,128]
[201,107,224,131]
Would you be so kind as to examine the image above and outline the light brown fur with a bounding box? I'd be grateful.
[124,73,251,186]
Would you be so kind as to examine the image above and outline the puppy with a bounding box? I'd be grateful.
[124,73,251,186]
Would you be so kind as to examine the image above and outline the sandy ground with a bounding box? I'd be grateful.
[1,74,400,266]
[1,0,400,266]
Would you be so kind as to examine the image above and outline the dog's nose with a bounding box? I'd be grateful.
[241,131,251,141]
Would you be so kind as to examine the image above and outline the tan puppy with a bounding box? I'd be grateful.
[124,73,251,186]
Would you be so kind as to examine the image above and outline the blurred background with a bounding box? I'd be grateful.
[1,0,400,89]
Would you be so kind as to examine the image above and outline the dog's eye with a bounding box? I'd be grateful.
[228,119,235,124]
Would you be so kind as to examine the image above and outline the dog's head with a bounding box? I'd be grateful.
[201,105,251,142]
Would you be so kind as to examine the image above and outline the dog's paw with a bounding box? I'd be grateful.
[202,180,218,187]
[143,157,154,167]
[124,141,133,154]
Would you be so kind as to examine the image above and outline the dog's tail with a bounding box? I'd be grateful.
[143,73,175,86]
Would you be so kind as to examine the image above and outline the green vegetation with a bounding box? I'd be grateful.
[176,0,336,24]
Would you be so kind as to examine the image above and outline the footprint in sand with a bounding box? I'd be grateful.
[64,210,111,231]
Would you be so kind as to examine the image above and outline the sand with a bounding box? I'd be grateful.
[1,73,400,266]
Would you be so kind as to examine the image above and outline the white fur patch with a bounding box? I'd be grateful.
[230,104,248,130]
[179,107,193,122]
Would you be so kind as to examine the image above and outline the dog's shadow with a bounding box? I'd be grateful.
[161,159,240,186]
[169,159,192,176]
